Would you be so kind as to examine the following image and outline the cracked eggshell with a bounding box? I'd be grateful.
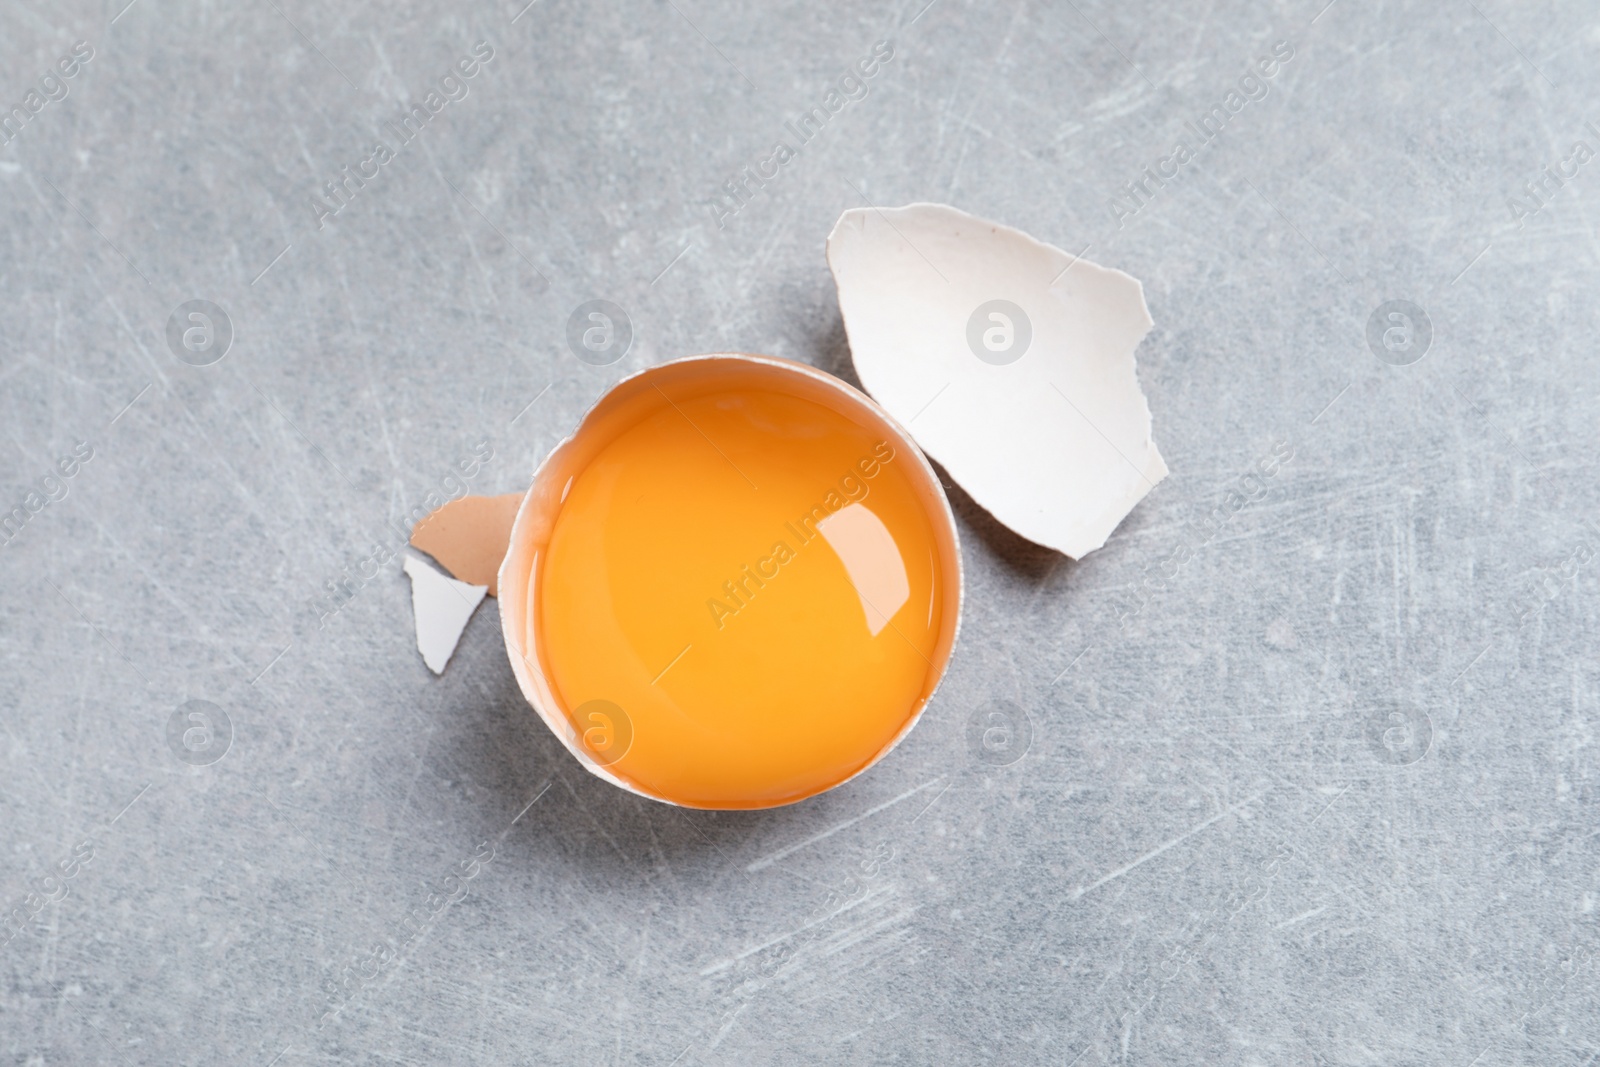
[827,202,1167,559]
[496,354,964,808]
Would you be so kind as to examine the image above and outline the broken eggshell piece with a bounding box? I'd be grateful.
[403,553,487,674]
[826,202,1167,559]
[410,491,523,597]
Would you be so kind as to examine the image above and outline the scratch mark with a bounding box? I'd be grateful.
[746,778,944,872]
[1240,177,1351,284]
[255,794,363,898]
[1464,0,1556,87]
[1450,241,1493,286]
[1304,784,1349,830]
[43,578,151,684]
[815,899,917,960]
[263,0,360,92]
[509,382,552,425]
[1449,381,1487,419]
[1275,905,1327,929]
[677,811,737,867]
[40,176,152,284]
[1452,642,1493,685]
[701,883,896,973]
[706,1000,749,1051]
[557,775,633,865]
[439,174,550,285]
[107,781,151,826]
[1051,643,1093,685]
[650,242,693,286]
[250,383,362,493]
[1072,791,1265,900]
[250,243,292,286]
[910,781,951,823]
[663,0,757,89]
[509,780,553,827]
[108,382,152,426]
[1310,382,1349,425]
[1062,0,1157,90]
[37,975,124,1059]
[251,640,293,685]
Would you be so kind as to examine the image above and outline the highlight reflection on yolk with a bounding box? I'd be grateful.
[535,386,946,808]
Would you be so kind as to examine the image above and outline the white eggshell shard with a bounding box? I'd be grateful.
[826,202,1167,559]
[404,553,487,675]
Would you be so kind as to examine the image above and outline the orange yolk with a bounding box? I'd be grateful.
[535,386,946,808]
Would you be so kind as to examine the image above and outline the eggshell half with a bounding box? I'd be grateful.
[496,353,964,807]
[827,202,1167,558]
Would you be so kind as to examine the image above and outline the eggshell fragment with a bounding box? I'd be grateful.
[826,202,1167,559]
[410,491,522,597]
[403,553,487,674]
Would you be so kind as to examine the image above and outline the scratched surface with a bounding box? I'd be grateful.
[3,0,1599,1063]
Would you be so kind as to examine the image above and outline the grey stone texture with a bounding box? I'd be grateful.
[2,0,1598,1063]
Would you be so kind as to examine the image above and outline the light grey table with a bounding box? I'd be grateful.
[4,0,1598,1063]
